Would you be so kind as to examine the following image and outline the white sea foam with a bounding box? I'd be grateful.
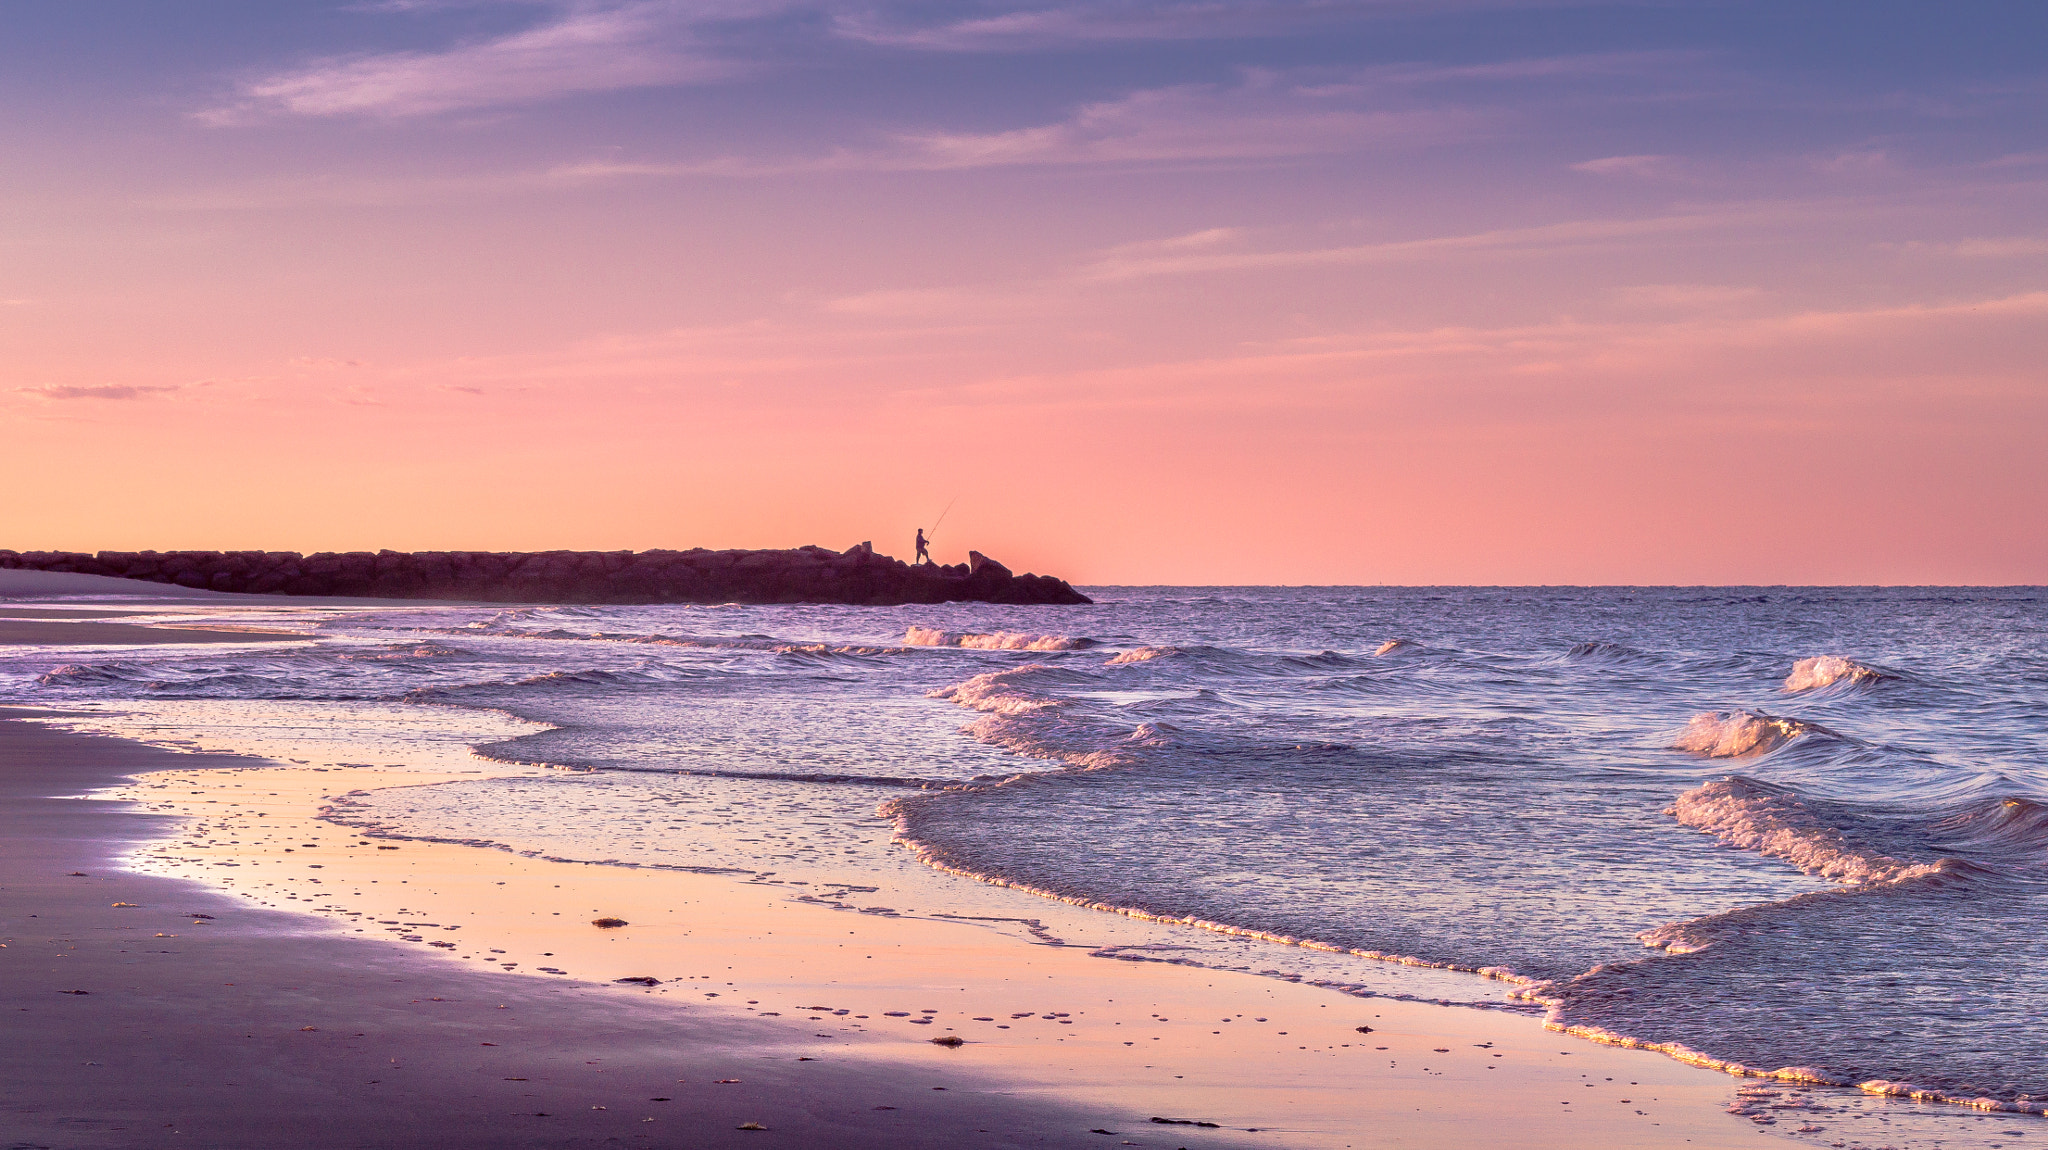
[904,625,1083,651]
[1374,639,1416,656]
[1784,655,1895,693]
[1106,646,1177,664]
[926,665,1068,716]
[1663,777,1942,888]
[1671,710,1833,757]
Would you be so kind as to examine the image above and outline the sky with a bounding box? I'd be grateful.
[3,0,2044,585]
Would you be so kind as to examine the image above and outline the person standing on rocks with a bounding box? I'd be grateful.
[914,528,931,566]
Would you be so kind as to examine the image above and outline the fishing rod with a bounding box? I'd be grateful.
[928,495,959,538]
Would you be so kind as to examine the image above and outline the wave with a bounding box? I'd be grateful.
[34,660,344,699]
[37,662,136,687]
[438,623,904,659]
[925,665,1093,717]
[1783,655,1898,693]
[904,626,1089,651]
[511,668,655,688]
[880,793,1546,994]
[1105,646,1179,664]
[334,642,470,661]
[1926,795,2048,865]
[925,665,1183,773]
[1663,777,1945,889]
[1565,640,1651,664]
[1671,710,1839,758]
[1544,777,2046,1114]
[1373,639,1418,656]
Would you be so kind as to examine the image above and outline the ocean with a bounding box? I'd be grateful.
[6,586,2043,1114]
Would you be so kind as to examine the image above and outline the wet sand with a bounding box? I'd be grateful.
[0,707,1852,1150]
[0,712,1253,1149]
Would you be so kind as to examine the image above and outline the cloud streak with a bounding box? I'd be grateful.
[830,1,1591,52]
[1078,204,1836,280]
[881,74,1468,167]
[16,385,181,401]
[202,1,750,122]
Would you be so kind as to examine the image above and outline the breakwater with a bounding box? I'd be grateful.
[0,544,1089,606]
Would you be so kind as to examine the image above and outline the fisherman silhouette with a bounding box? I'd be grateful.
[914,528,931,566]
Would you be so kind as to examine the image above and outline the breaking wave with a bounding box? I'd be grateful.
[1665,777,1945,887]
[1671,710,1839,758]
[903,626,1088,651]
[1783,655,1897,693]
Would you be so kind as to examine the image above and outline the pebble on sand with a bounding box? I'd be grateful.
[591,917,629,928]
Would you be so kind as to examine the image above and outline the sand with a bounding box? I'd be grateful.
[0,712,1245,1149]
[0,707,1858,1150]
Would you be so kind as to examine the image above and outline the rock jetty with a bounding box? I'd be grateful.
[0,544,1090,606]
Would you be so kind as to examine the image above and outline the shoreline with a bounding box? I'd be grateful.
[0,581,2026,1150]
[0,710,1255,1149]
[6,706,1869,1150]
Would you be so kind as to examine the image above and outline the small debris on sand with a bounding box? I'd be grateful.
[1150,1117,1221,1128]
[591,917,629,928]
[111,902,139,908]
[60,989,90,995]
[737,1122,768,1131]
[614,976,660,985]
[930,1036,965,1047]
[1355,1026,1373,1033]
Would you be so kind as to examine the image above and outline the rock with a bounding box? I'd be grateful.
[0,546,1089,605]
[590,917,629,928]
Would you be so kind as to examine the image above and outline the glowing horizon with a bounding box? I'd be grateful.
[5,2,2044,585]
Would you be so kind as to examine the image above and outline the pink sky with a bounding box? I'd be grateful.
[4,3,2044,584]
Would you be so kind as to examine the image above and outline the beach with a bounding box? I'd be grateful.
[2,578,2036,1150]
[3,708,1800,1150]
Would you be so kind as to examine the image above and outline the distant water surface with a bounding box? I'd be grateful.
[7,587,2044,1111]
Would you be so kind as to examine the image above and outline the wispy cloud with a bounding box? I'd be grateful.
[832,1,1344,51]
[1891,235,2048,258]
[16,384,181,401]
[1079,205,1813,280]
[831,1,1588,52]
[1572,153,1685,180]
[201,0,753,122]
[879,74,1467,167]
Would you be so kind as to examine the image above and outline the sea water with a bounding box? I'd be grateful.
[5,587,2043,1112]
